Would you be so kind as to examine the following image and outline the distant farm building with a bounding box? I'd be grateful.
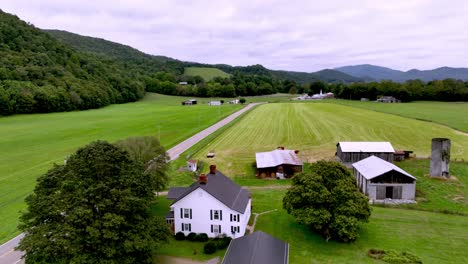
[181,99,197,105]
[352,156,416,202]
[229,99,240,104]
[295,91,334,100]
[209,101,222,106]
[255,147,303,179]
[187,160,198,172]
[336,141,395,166]
[179,81,188,85]
[376,96,400,103]
[361,98,369,101]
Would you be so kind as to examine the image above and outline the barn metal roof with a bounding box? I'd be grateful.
[255,149,303,169]
[170,170,250,213]
[352,156,416,180]
[338,141,395,153]
[222,231,289,264]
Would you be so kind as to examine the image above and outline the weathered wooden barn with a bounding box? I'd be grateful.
[255,148,303,179]
[336,141,395,165]
[352,156,416,202]
[181,99,197,105]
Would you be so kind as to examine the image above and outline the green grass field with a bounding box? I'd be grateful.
[191,103,468,177]
[251,189,468,264]
[0,93,243,243]
[184,67,230,81]
[330,100,468,132]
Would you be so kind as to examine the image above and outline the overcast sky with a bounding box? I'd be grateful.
[3,0,468,72]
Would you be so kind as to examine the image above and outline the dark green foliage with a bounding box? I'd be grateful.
[17,141,169,263]
[175,232,186,241]
[195,233,209,242]
[187,232,197,241]
[283,160,371,242]
[368,249,423,264]
[115,136,169,192]
[239,98,246,104]
[216,236,232,250]
[203,241,217,254]
[0,10,145,116]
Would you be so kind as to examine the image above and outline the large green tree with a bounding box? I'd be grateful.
[17,141,169,263]
[283,161,370,242]
[115,136,169,193]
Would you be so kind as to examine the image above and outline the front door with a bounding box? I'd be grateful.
[385,186,394,199]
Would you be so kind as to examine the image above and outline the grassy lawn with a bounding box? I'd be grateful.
[330,100,468,132]
[0,93,243,243]
[251,189,468,264]
[191,103,468,177]
[397,159,468,214]
[184,67,230,81]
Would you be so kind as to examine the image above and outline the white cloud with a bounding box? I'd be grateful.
[2,0,468,71]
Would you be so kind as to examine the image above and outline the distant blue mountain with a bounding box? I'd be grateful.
[334,64,468,82]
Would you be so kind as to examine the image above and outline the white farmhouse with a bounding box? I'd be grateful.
[352,156,416,203]
[208,101,222,106]
[166,165,251,239]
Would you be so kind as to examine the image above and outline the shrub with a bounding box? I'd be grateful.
[216,236,232,250]
[196,233,209,242]
[368,249,422,264]
[175,232,185,241]
[203,241,217,254]
[187,232,197,241]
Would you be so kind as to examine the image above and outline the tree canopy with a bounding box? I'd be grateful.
[17,141,169,263]
[283,161,371,242]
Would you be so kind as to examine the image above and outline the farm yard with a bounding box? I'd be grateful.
[331,100,468,132]
[191,102,468,177]
[0,93,243,243]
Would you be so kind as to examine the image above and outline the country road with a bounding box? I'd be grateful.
[0,103,261,264]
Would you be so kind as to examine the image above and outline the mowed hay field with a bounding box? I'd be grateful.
[192,103,468,177]
[331,100,468,132]
[252,189,468,264]
[0,93,242,243]
[184,67,230,81]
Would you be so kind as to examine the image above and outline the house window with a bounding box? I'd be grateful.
[180,208,192,219]
[211,224,221,233]
[230,226,240,233]
[181,223,191,232]
[210,210,222,220]
[230,214,240,222]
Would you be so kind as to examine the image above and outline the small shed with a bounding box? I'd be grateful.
[222,231,289,264]
[182,99,197,105]
[229,99,239,104]
[336,141,395,166]
[256,148,302,179]
[187,160,197,172]
[209,101,222,106]
[393,150,405,161]
[179,81,188,85]
[376,96,400,103]
[352,156,416,202]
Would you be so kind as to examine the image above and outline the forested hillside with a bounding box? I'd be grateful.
[0,10,145,116]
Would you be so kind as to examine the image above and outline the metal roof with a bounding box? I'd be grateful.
[352,156,416,180]
[256,149,302,169]
[171,170,250,213]
[338,142,395,153]
[222,231,289,264]
[167,187,189,200]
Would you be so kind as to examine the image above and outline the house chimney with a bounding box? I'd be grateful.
[209,165,217,174]
[294,150,300,154]
[199,174,207,184]
[277,146,285,150]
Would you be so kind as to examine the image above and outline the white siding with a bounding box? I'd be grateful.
[171,188,251,238]
[367,183,415,200]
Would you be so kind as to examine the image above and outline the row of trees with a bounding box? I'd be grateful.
[330,79,468,102]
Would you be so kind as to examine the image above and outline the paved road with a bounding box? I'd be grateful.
[0,103,261,264]
[167,103,261,161]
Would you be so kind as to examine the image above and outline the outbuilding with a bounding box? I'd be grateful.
[222,231,289,264]
[255,148,302,179]
[336,141,395,166]
[352,156,416,202]
[209,101,222,106]
[187,160,197,172]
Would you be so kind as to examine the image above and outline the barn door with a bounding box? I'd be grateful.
[392,186,402,199]
[376,186,386,200]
